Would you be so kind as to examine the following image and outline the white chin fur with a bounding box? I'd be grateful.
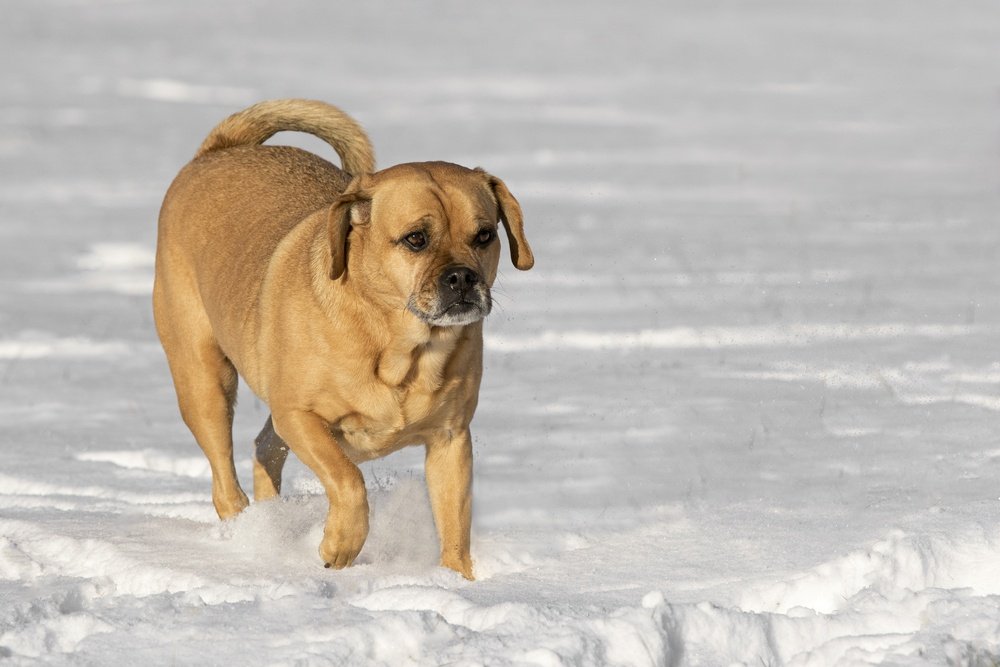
[408,299,489,327]
[408,288,492,327]
[427,308,486,327]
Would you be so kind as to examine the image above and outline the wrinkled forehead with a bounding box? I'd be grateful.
[371,164,498,231]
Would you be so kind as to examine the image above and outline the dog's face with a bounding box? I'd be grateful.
[327,162,533,327]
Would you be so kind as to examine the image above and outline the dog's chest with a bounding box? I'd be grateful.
[338,331,464,458]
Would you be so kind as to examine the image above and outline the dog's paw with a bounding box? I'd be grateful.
[319,502,370,570]
[320,534,366,570]
[212,487,249,520]
[441,554,474,581]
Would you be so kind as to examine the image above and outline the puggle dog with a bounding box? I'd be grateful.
[154,99,533,579]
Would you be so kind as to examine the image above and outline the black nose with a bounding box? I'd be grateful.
[440,265,479,294]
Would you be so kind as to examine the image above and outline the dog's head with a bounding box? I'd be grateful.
[325,162,533,327]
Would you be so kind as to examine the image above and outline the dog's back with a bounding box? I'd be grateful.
[155,101,374,381]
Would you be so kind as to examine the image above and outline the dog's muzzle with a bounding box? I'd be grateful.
[409,265,491,327]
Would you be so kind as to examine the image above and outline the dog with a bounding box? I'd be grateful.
[153,99,533,579]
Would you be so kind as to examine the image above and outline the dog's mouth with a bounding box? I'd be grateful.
[408,292,491,327]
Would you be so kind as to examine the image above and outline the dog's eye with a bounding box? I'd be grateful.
[475,229,495,246]
[403,231,428,251]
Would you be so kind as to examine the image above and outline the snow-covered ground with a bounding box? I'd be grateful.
[3,1,1000,664]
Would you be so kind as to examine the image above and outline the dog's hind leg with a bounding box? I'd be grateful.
[172,342,248,519]
[154,276,249,519]
[253,415,289,500]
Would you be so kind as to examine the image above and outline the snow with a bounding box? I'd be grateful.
[2,0,1000,664]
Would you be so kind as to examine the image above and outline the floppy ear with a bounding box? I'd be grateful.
[326,176,371,280]
[481,171,534,270]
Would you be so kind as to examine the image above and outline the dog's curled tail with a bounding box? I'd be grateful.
[194,99,375,175]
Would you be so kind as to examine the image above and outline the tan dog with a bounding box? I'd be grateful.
[153,99,532,579]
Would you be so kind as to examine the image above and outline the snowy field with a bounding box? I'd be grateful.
[3,1,1000,664]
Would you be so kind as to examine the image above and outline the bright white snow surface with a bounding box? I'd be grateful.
[2,1,1000,665]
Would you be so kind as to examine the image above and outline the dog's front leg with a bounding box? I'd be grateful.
[425,428,474,580]
[271,409,369,569]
